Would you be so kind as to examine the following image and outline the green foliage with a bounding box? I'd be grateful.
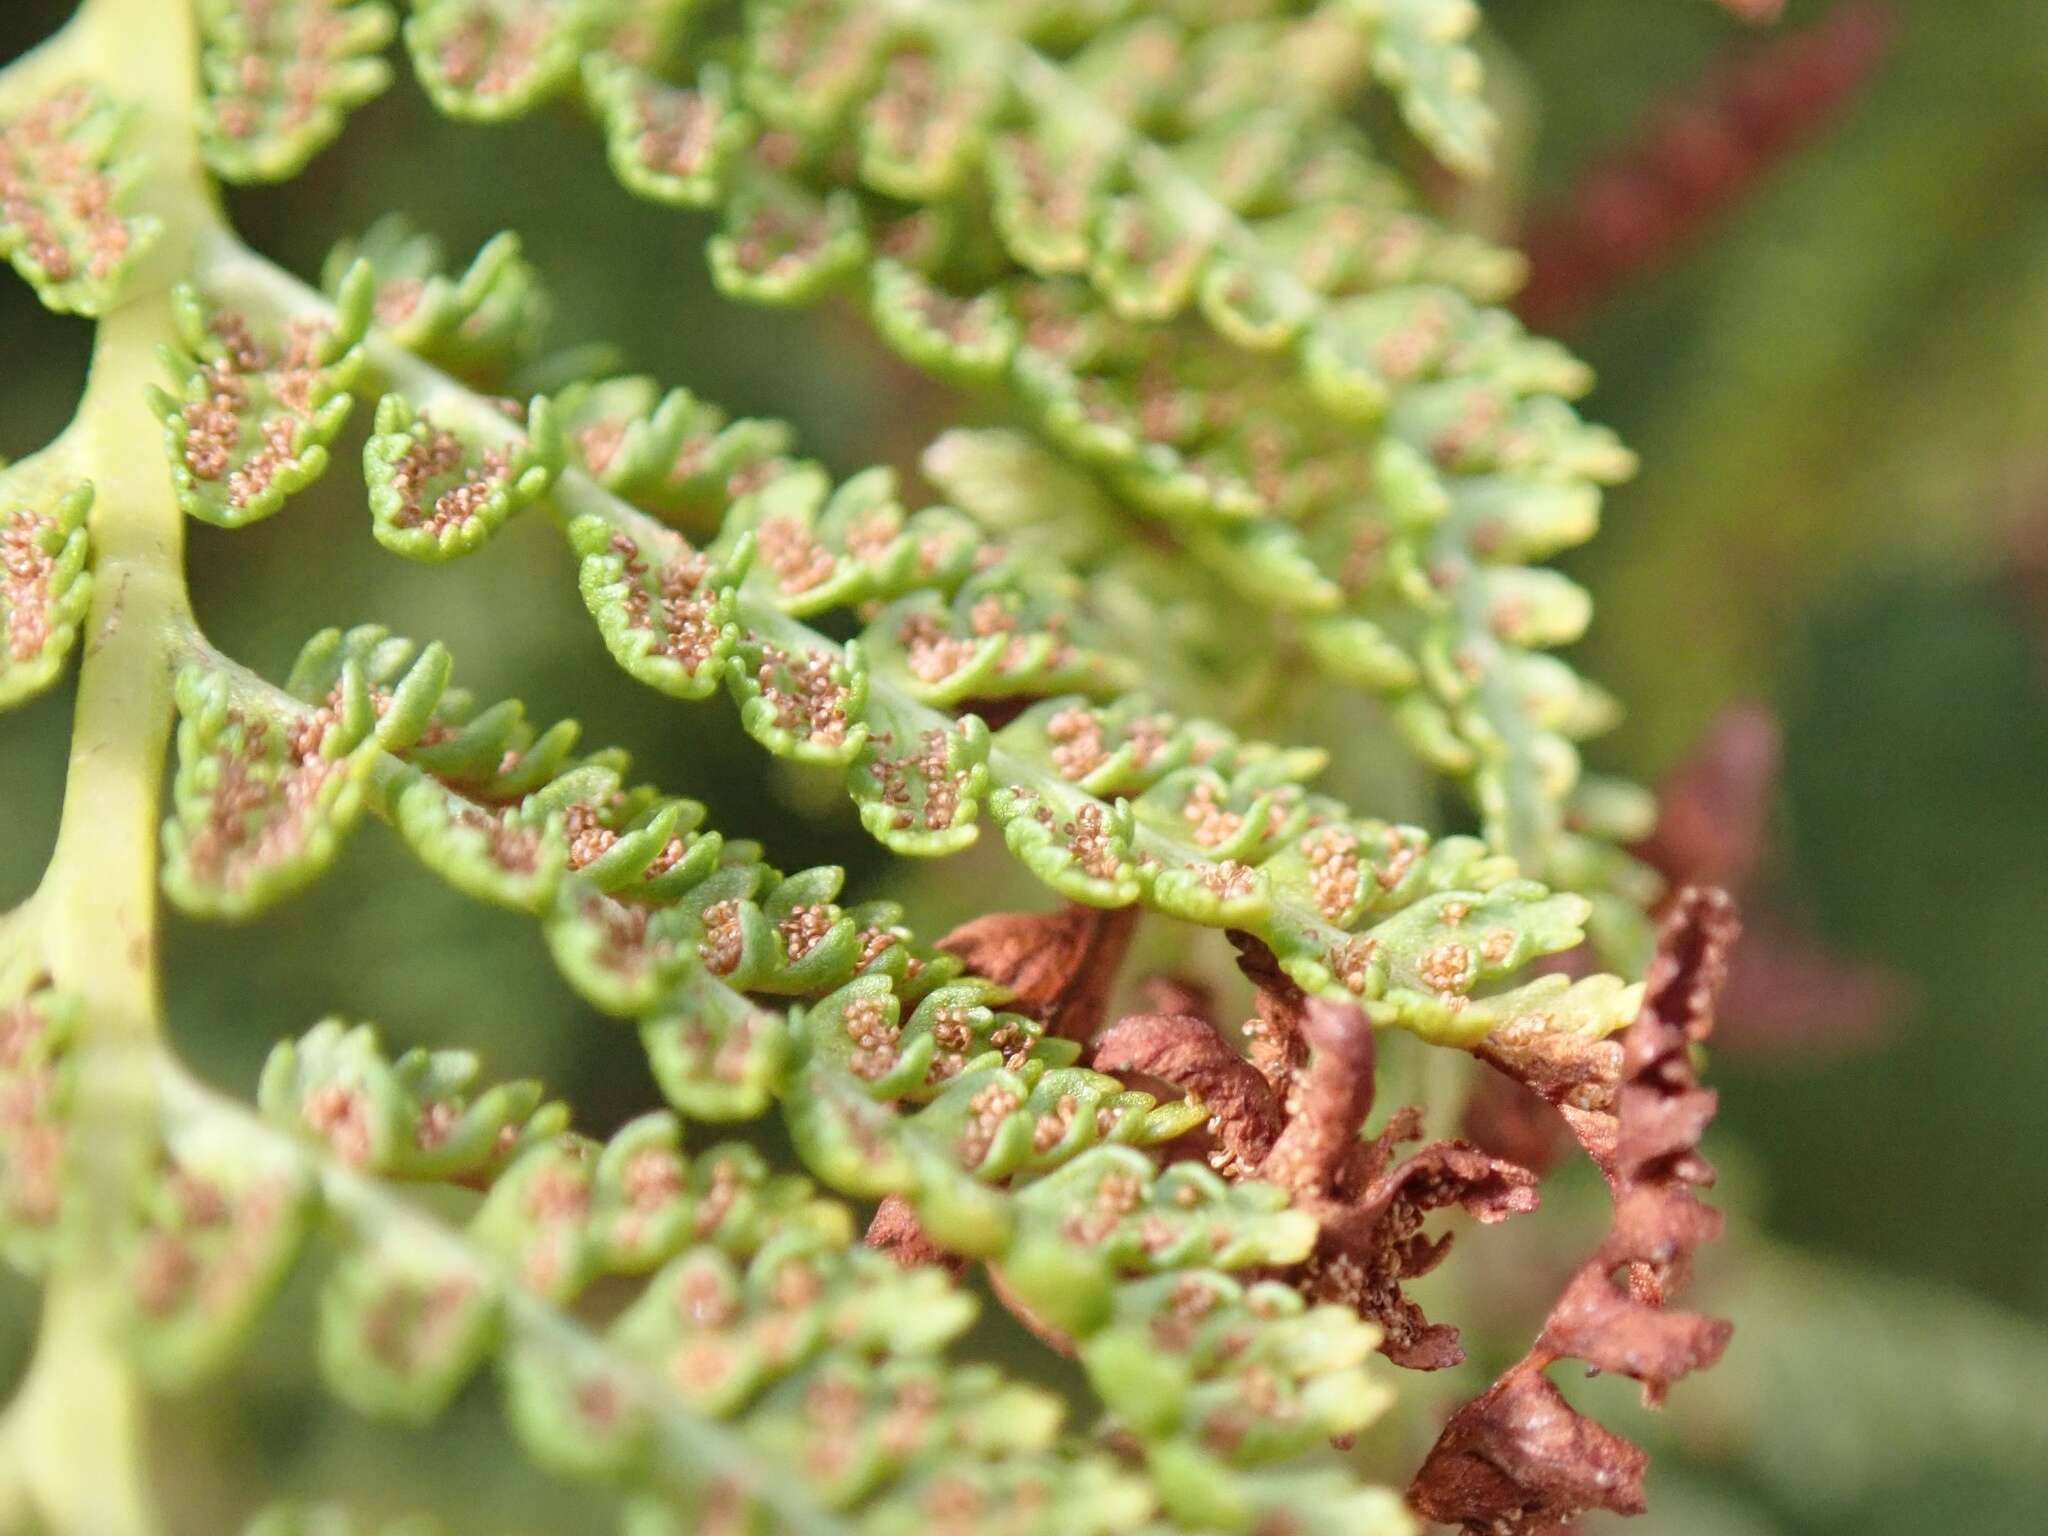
[230,218,1633,1036]
[0,0,1733,1531]
[404,0,592,122]
[257,1018,568,1181]
[386,0,1645,950]
[244,1508,444,1536]
[123,1000,1402,1531]
[364,391,564,559]
[322,221,550,389]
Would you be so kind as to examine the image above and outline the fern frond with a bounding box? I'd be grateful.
[321,220,550,390]
[160,632,450,918]
[132,614,1682,1529]
[1360,0,1493,177]
[585,51,752,208]
[364,389,564,560]
[128,1010,1411,1534]
[257,1017,570,1181]
[0,1,1758,1526]
[125,1101,319,1388]
[155,620,1541,1365]
[145,1054,856,1532]
[200,232,1640,1047]
[403,0,594,122]
[242,1507,443,1536]
[384,0,1641,910]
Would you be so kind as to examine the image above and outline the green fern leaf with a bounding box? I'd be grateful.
[123,1113,317,1388]
[587,54,751,209]
[404,0,593,121]
[152,264,373,528]
[568,512,747,698]
[319,1234,502,1421]
[197,0,396,182]
[161,668,381,919]
[243,1507,445,1536]
[364,390,562,560]
[256,1018,566,1181]
[707,170,868,306]
[0,84,160,314]
[324,222,550,388]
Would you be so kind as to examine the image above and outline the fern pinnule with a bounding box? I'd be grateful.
[0,78,160,312]
[195,0,396,184]
[0,471,93,710]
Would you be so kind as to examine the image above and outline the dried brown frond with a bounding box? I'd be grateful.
[1226,929,1310,1088]
[1090,938,1541,1369]
[1635,702,1780,891]
[1258,996,1377,1199]
[1408,1364,1651,1532]
[1134,973,1214,1023]
[1517,4,1892,331]
[1295,1108,1539,1370]
[1462,1065,1570,1174]
[1714,917,1909,1057]
[1092,1011,1282,1179]
[936,901,1137,1042]
[1409,888,1739,1533]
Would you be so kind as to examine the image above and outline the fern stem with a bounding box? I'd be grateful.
[7,0,216,1529]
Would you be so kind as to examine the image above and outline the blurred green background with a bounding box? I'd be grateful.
[5,0,2048,1531]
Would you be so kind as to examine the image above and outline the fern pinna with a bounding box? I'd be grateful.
[0,2,1733,1533]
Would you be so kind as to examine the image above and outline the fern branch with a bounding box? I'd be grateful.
[136,613,1435,1525]
[895,0,1372,320]
[148,1053,854,1536]
[196,228,1637,1050]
